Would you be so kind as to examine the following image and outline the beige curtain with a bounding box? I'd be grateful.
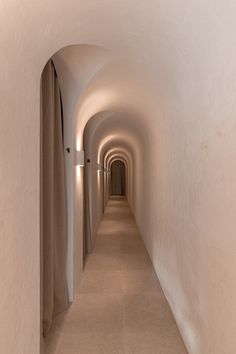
[84,160,93,255]
[41,61,69,337]
[111,160,126,196]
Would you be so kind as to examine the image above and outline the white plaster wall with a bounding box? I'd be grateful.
[1,1,236,354]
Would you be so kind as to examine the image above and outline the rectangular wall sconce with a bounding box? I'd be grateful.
[97,163,103,171]
[75,150,84,167]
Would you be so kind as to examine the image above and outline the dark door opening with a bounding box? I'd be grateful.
[111,160,126,196]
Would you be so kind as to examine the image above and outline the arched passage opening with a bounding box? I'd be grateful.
[40,44,112,343]
[82,110,144,260]
[40,45,112,343]
[105,150,131,208]
[1,3,235,354]
[40,44,151,354]
[110,160,126,196]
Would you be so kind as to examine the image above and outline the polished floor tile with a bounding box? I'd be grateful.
[45,197,187,354]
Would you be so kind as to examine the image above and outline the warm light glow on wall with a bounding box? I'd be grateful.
[76,89,117,137]
[97,167,101,187]
[97,134,117,163]
[76,135,83,151]
[75,150,84,167]
[76,165,82,182]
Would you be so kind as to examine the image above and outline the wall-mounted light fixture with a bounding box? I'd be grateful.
[75,150,84,167]
[97,163,103,171]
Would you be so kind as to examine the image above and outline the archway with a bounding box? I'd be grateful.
[1,3,235,354]
[110,160,126,196]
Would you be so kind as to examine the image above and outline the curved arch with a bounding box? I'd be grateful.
[105,154,130,206]
[2,3,232,353]
[109,157,129,197]
[110,160,126,196]
[104,148,134,208]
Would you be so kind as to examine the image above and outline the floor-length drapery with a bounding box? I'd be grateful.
[111,160,126,196]
[41,61,69,336]
[84,160,93,256]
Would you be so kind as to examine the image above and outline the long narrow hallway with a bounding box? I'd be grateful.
[45,198,187,354]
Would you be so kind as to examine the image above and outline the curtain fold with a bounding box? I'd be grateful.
[41,61,69,337]
[84,160,93,255]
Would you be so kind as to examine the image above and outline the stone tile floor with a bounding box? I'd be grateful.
[45,197,187,354]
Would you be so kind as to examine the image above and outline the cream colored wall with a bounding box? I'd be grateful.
[1,1,236,354]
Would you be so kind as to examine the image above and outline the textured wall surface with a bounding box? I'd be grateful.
[0,1,236,353]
